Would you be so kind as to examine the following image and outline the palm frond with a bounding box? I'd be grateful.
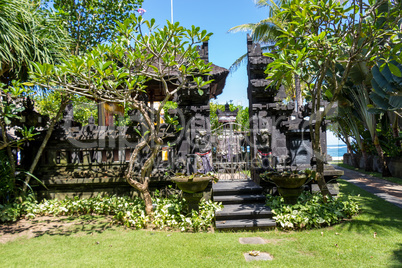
[228,23,258,33]
[341,107,364,151]
[229,19,280,44]
[252,22,281,43]
[229,53,248,73]
[0,0,71,82]
[254,0,270,7]
[350,85,376,136]
[229,45,274,74]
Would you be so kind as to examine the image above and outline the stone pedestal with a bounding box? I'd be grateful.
[277,186,304,205]
[183,192,204,212]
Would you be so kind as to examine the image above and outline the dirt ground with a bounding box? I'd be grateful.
[0,216,115,244]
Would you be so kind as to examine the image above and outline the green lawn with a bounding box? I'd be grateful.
[335,163,402,185]
[1,181,401,267]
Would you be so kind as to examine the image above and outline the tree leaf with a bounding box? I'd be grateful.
[102,61,113,71]
[324,89,333,99]
[369,92,391,110]
[22,82,34,87]
[388,63,402,77]
[389,95,402,109]
[4,117,11,125]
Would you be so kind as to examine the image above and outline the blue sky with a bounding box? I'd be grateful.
[142,0,267,106]
[141,0,344,146]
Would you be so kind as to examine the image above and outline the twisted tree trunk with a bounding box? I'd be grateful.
[310,64,331,201]
[311,107,331,200]
[125,101,164,217]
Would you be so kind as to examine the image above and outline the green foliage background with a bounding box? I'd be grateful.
[209,102,249,131]
[34,91,98,126]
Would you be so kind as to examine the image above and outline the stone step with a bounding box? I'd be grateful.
[212,181,263,196]
[213,194,266,204]
[212,179,276,230]
[215,218,276,230]
[215,204,273,220]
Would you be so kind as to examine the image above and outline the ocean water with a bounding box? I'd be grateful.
[327,144,348,158]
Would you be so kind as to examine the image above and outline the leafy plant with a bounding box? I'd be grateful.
[1,194,223,232]
[173,172,218,183]
[0,202,21,222]
[151,190,222,231]
[371,61,402,112]
[260,168,315,182]
[0,151,15,203]
[34,90,98,126]
[209,102,249,131]
[266,191,360,230]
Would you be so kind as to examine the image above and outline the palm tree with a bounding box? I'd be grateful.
[337,58,394,176]
[0,0,70,83]
[349,85,392,176]
[0,0,71,189]
[228,0,303,110]
[335,106,370,169]
[228,0,279,73]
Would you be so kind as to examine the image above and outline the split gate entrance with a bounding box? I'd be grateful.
[210,122,250,180]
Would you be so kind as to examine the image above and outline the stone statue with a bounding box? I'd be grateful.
[193,129,213,173]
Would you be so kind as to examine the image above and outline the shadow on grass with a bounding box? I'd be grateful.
[391,243,402,267]
[338,180,402,265]
[1,215,119,241]
[338,180,402,233]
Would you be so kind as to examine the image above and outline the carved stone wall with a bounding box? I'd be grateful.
[25,41,228,199]
[246,35,332,182]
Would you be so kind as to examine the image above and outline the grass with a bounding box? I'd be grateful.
[1,181,401,267]
[335,163,402,185]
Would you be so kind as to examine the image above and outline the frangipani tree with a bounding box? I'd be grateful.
[22,1,146,192]
[29,16,213,215]
[265,0,401,195]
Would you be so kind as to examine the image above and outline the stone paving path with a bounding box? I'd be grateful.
[335,165,402,209]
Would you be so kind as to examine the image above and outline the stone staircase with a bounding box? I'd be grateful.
[212,180,276,230]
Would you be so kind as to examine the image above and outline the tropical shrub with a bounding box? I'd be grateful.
[152,191,221,232]
[34,91,98,126]
[266,192,360,230]
[0,151,41,204]
[0,151,15,204]
[0,194,36,222]
[0,203,21,222]
[0,194,223,232]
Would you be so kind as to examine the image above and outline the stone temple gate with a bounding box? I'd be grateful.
[210,104,249,180]
[22,37,341,199]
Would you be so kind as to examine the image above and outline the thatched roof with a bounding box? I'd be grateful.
[142,42,229,102]
[209,63,229,99]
